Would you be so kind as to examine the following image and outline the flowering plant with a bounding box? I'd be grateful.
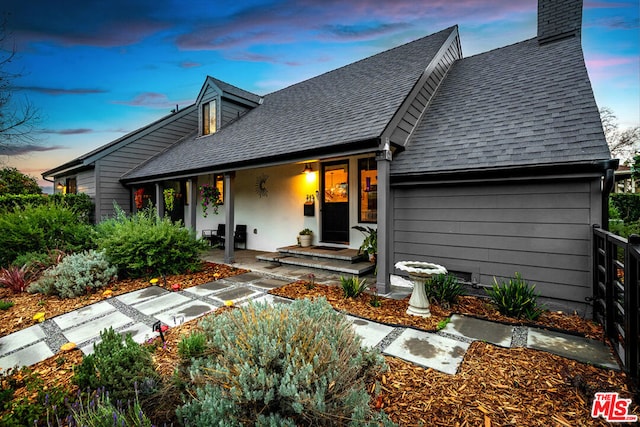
[163,188,176,212]
[134,188,145,209]
[200,184,222,217]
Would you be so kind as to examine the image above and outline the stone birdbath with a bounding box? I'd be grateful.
[395,261,447,317]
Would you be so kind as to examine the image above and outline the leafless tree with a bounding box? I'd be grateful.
[0,18,40,158]
[600,107,640,164]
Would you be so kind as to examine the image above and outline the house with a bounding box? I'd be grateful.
[43,0,614,308]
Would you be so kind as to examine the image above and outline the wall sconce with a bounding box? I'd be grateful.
[302,163,313,174]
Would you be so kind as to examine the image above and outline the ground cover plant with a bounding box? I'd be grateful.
[94,204,208,278]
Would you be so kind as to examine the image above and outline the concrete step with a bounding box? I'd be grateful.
[276,245,366,263]
[256,252,375,276]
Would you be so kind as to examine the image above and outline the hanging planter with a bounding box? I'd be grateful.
[163,188,176,212]
[200,184,222,217]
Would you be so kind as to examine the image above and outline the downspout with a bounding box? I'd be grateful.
[602,159,619,231]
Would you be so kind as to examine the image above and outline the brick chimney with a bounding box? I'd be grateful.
[538,0,583,45]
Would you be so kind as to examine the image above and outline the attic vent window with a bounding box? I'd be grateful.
[202,100,217,135]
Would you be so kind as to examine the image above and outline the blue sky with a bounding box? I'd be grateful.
[2,0,638,189]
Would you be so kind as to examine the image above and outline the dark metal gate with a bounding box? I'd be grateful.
[593,225,639,381]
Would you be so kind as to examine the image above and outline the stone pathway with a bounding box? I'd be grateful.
[0,272,620,374]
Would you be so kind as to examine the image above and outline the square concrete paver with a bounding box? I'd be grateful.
[79,322,153,355]
[346,315,394,349]
[252,278,290,290]
[443,315,513,347]
[247,294,292,306]
[117,286,168,305]
[154,300,217,326]
[527,328,619,370]
[212,287,260,304]
[0,324,46,356]
[54,301,116,330]
[225,272,263,283]
[133,292,191,315]
[0,341,53,370]
[63,311,133,344]
[183,281,230,297]
[383,328,469,375]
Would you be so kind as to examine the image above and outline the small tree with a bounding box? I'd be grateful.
[0,167,41,195]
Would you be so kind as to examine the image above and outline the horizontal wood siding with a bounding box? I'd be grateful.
[392,180,601,303]
[76,170,95,197]
[95,108,197,219]
[390,41,460,145]
[221,100,252,127]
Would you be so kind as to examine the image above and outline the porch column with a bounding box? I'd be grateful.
[155,183,164,218]
[224,172,235,264]
[187,178,197,230]
[376,138,392,294]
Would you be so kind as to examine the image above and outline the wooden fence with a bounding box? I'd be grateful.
[592,225,639,381]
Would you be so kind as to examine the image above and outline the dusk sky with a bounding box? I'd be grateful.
[1,0,638,190]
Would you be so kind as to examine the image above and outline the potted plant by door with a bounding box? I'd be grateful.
[353,225,377,263]
[299,228,313,247]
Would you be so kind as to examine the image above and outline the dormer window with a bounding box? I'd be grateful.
[202,100,217,135]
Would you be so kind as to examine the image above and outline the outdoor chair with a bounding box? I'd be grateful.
[234,224,247,249]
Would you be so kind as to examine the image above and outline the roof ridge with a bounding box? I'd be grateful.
[264,26,458,98]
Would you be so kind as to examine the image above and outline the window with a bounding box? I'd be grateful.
[65,177,77,194]
[202,100,217,135]
[214,174,224,204]
[358,158,377,223]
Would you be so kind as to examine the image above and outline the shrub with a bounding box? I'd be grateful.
[178,298,394,426]
[424,273,465,308]
[610,193,640,222]
[341,275,369,298]
[73,328,160,403]
[0,264,31,293]
[178,331,207,360]
[11,249,66,279]
[485,273,545,320]
[94,204,207,278]
[0,203,95,267]
[27,250,117,298]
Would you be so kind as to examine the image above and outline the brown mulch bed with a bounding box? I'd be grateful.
[270,281,604,339]
[2,272,638,426]
[0,262,247,338]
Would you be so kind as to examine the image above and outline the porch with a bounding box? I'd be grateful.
[201,247,410,300]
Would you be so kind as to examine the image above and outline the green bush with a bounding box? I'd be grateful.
[73,328,160,403]
[485,273,545,320]
[94,204,207,278]
[178,331,207,360]
[0,193,94,222]
[0,203,95,267]
[27,250,117,298]
[424,274,465,308]
[178,298,394,426]
[340,275,369,298]
[0,300,14,310]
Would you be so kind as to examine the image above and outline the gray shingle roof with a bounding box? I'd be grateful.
[123,27,455,181]
[207,76,262,104]
[391,36,610,177]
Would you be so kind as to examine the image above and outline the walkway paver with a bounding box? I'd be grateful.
[0,270,622,377]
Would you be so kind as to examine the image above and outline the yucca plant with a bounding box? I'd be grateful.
[0,264,31,293]
[340,275,368,298]
[485,272,545,320]
[424,273,465,308]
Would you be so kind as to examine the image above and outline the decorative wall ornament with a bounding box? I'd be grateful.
[256,174,269,198]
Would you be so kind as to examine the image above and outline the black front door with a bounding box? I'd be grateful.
[321,161,349,243]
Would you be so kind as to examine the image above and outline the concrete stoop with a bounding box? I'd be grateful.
[256,245,375,276]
